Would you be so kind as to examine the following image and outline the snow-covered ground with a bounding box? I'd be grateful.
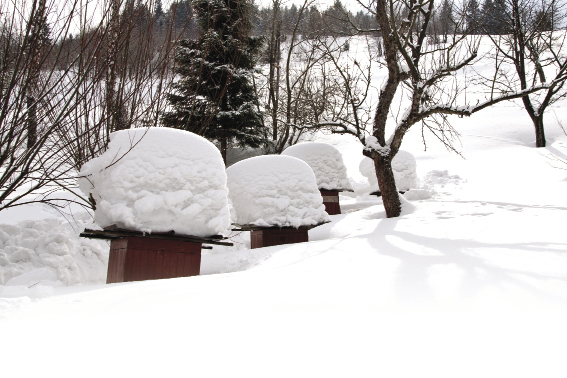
[1,36,567,377]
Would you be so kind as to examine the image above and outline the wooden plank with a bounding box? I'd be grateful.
[167,251,178,279]
[250,230,262,249]
[123,248,134,282]
[106,249,117,283]
[182,253,192,276]
[250,228,309,249]
[319,190,339,197]
[194,251,201,276]
[180,252,188,277]
[105,237,203,283]
[323,201,341,215]
[321,196,339,203]
[142,249,154,281]
[132,248,144,282]
[107,238,128,283]
[155,250,164,280]
[80,228,232,246]
[160,250,169,279]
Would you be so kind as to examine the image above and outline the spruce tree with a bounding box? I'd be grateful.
[465,0,481,34]
[438,0,454,42]
[155,0,164,19]
[163,0,268,163]
[481,0,497,34]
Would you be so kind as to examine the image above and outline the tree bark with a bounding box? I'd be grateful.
[221,137,227,166]
[272,24,281,141]
[26,95,37,149]
[26,0,46,150]
[533,115,546,148]
[373,152,401,218]
[106,0,120,133]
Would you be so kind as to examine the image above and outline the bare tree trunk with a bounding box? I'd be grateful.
[221,137,227,166]
[106,0,120,133]
[486,0,567,149]
[26,0,47,149]
[373,153,401,217]
[533,115,546,148]
[370,0,405,218]
[26,95,37,149]
[271,23,281,141]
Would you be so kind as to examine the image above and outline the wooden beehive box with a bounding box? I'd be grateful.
[81,227,232,283]
[319,189,341,215]
[250,227,309,249]
[235,224,326,249]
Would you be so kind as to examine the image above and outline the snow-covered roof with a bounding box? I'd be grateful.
[79,128,230,237]
[226,155,331,228]
[359,150,418,192]
[282,142,353,191]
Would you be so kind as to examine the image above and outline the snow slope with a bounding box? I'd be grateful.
[1,36,567,377]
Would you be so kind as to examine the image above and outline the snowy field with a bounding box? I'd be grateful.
[1,36,567,377]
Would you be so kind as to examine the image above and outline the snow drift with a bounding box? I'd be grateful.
[79,128,231,236]
[0,218,108,287]
[359,150,418,192]
[226,155,331,228]
[282,142,353,191]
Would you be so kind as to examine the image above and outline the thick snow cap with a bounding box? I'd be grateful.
[282,142,353,191]
[359,150,418,192]
[226,155,331,228]
[79,128,231,237]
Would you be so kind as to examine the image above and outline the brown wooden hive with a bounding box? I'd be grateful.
[249,227,309,249]
[320,189,341,215]
[106,237,202,283]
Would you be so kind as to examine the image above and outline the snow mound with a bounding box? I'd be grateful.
[0,218,108,287]
[359,150,418,192]
[226,155,331,228]
[422,170,463,188]
[79,128,231,236]
[403,189,432,201]
[282,142,353,191]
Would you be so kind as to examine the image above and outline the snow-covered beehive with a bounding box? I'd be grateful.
[282,142,353,215]
[79,128,233,283]
[226,155,330,248]
[359,150,418,194]
[79,127,231,237]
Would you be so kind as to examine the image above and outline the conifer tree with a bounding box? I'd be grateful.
[465,0,481,34]
[155,0,164,19]
[163,0,268,163]
[438,0,454,42]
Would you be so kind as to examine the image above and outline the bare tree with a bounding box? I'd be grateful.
[105,0,124,133]
[317,0,553,218]
[484,0,567,147]
[266,0,283,141]
[0,0,178,213]
[303,35,376,145]
[259,0,339,153]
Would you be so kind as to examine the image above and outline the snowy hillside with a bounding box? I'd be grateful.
[1,35,567,377]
